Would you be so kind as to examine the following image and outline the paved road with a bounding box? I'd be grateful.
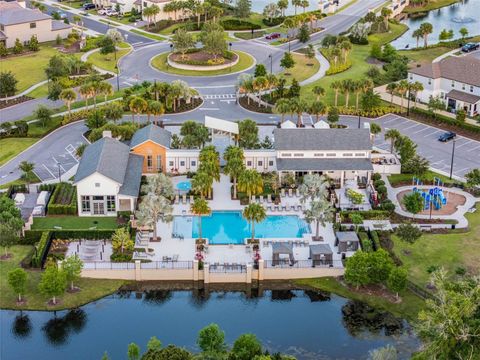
[0,121,87,185]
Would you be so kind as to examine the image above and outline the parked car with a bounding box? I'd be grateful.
[461,43,479,53]
[438,131,456,142]
[265,33,281,40]
[83,3,95,10]
[98,7,111,15]
[106,9,119,16]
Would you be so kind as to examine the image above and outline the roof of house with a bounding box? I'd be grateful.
[275,158,374,171]
[51,20,72,30]
[119,154,143,197]
[446,89,480,104]
[130,124,171,149]
[75,137,131,184]
[0,1,51,25]
[274,128,372,151]
[409,56,480,87]
[336,231,359,242]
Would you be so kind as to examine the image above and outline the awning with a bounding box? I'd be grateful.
[204,116,239,135]
[446,90,480,104]
[276,158,374,171]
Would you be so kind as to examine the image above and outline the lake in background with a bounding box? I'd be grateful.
[391,0,479,49]
[1,288,420,360]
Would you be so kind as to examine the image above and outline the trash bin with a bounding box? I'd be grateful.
[451,224,456,230]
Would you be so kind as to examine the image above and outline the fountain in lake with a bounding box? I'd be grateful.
[451,0,476,23]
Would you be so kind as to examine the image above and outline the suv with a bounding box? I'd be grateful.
[265,33,281,40]
[438,131,456,142]
[83,3,95,10]
[461,43,479,53]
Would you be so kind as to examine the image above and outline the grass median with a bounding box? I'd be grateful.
[0,138,38,166]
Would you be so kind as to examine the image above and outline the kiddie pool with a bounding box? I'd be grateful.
[176,181,192,191]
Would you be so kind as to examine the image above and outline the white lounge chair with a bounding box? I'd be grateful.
[288,189,293,197]
[182,194,187,204]
[190,195,194,203]
[175,195,179,204]
[281,188,286,197]
[295,188,300,197]
[259,195,264,203]
[267,194,272,203]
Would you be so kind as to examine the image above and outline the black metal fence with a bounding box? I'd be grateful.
[209,264,247,273]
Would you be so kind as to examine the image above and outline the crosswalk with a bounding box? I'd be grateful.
[203,94,236,100]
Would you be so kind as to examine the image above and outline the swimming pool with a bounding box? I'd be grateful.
[176,180,191,191]
[173,211,310,245]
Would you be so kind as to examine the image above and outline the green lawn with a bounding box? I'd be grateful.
[32,216,119,230]
[130,29,166,41]
[151,50,255,76]
[0,245,124,310]
[26,83,49,99]
[301,22,408,105]
[0,138,38,166]
[402,0,460,14]
[86,47,131,73]
[0,45,61,93]
[279,52,320,84]
[387,170,461,187]
[234,31,266,40]
[296,277,425,321]
[391,202,480,289]
[0,172,41,190]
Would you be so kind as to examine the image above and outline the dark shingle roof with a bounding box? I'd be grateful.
[309,244,333,255]
[51,20,72,30]
[276,158,373,171]
[74,137,130,184]
[446,89,480,104]
[409,56,480,87]
[274,128,371,151]
[119,154,143,197]
[0,1,50,25]
[336,231,359,242]
[130,124,171,149]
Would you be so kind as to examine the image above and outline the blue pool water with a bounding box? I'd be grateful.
[173,211,310,244]
[176,181,192,191]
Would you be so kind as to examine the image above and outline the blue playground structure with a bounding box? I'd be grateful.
[413,186,448,211]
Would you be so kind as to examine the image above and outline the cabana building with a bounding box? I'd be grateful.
[335,231,360,253]
[309,244,334,266]
[271,242,295,266]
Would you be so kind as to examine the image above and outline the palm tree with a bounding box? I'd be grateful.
[275,98,291,124]
[384,128,401,154]
[59,88,76,117]
[380,7,392,31]
[312,85,325,102]
[331,47,341,67]
[339,40,352,64]
[199,145,220,183]
[238,169,263,203]
[309,101,326,123]
[330,81,341,107]
[283,17,297,43]
[210,6,223,22]
[386,82,398,106]
[252,76,268,107]
[243,203,267,241]
[304,199,334,241]
[194,1,204,28]
[192,171,213,199]
[411,81,424,108]
[291,0,301,15]
[341,79,353,107]
[289,97,308,127]
[300,0,309,13]
[223,146,245,199]
[412,29,422,48]
[419,22,433,47]
[18,161,34,186]
[190,198,211,241]
[148,100,164,125]
[99,82,113,103]
[79,83,93,110]
[129,96,148,124]
[352,80,362,111]
[396,80,409,111]
[307,12,317,30]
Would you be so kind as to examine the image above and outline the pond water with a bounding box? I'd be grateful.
[391,0,479,49]
[251,0,320,15]
[0,287,420,360]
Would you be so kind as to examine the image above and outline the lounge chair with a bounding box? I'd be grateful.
[288,189,293,197]
[295,188,300,197]
[259,195,264,203]
[182,195,187,204]
[290,205,296,211]
[274,205,279,212]
[251,195,256,203]
[175,195,179,204]
[267,194,272,203]
[281,188,286,197]
[190,195,194,203]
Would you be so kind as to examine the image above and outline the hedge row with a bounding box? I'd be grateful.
[410,107,480,135]
[47,183,77,215]
[24,229,117,244]
[31,231,53,268]
[340,210,390,221]
[359,232,373,252]
[370,230,381,251]
[220,19,261,30]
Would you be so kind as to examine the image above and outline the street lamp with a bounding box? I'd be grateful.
[358,114,361,129]
[268,53,273,74]
[449,138,456,179]
[57,163,62,182]
[229,42,233,72]
[406,84,412,116]
[114,48,120,91]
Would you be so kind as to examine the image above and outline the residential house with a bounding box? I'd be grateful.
[130,123,171,174]
[0,1,71,48]
[74,136,143,216]
[408,56,480,117]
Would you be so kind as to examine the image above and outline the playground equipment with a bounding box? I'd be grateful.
[413,186,448,211]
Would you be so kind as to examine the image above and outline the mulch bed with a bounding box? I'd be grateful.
[0,254,13,260]
[239,96,273,114]
[67,287,81,294]
[47,299,63,307]
[165,98,203,114]
[0,96,34,110]
[170,51,237,65]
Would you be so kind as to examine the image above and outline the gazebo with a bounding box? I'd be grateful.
[271,242,295,266]
[335,231,359,252]
[309,244,333,266]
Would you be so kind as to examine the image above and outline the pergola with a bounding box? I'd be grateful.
[204,116,239,137]
[335,231,360,252]
[271,242,295,266]
[309,244,333,266]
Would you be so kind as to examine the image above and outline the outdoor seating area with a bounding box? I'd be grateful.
[67,240,112,262]
[335,231,360,253]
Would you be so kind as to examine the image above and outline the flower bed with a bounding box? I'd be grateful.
[168,50,239,71]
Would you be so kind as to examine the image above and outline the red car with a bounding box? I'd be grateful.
[265,33,281,40]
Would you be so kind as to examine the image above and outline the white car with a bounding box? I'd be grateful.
[98,8,111,15]
[106,9,118,16]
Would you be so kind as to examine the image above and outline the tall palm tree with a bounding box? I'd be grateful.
[312,85,325,102]
[129,96,147,124]
[352,80,362,111]
[289,97,307,127]
[199,146,220,198]
[419,22,433,48]
[99,82,113,103]
[79,83,93,110]
[291,0,301,15]
[242,203,267,241]
[59,88,76,117]
[331,47,341,67]
[283,17,297,43]
[386,82,398,106]
[148,100,164,125]
[411,81,424,108]
[339,40,352,64]
[252,76,268,107]
[384,128,401,154]
[380,7,392,31]
[223,146,245,199]
[411,29,422,48]
[192,170,213,199]
[238,169,263,203]
[396,80,409,111]
[307,12,317,30]
[309,101,326,123]
[190,198,211,241]
[304,199,334,241]
[341,79,353,107]
[330,81,341,107]
[275,98,291,124]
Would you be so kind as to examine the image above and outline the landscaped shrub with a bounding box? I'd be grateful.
[370,230,381,251]
[411,107,480,136]
[372,173,382,182]
[340,210,390,221]
[31,231,53,268]
[374,180,385,188]
[359,232,373,252]
[337,106,402,118]
[21,230,44,245]
[220,19,261,30]
[52,229,116,239]
[47,183,77,215]
[326,60,352,75]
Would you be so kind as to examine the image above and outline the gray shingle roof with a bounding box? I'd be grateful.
[309,244,333,255]
[74,137,130,184]
[276,158,373,171]
[51,20,72,30]
[0,2,50,25]
[130,124,171,149]
[274,128,372,151]
[272,242,293,255]
[119,154,143,197]
[336,231,359,243]
[446,89,480,104]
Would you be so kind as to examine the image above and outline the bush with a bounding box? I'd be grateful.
[337,105,402,118]
[31,231,53,268]
[411,107,480,135]
[340,210,390,221]
[52,229,116,239]
[325,60,352,75]
[374,180,385,188]
[372,173,382,181]
[111,251,132,262]
[262,17,285,26]
[359,232,373,252]
[370,230,381,251]
[21,230,44,245]
[220,19,261,30]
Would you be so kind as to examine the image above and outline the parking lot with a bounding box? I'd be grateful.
[373,114,480,178]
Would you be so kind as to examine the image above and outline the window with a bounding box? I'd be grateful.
[93,196,104,201]
[462,83,466,91]
[451,80,455,88]
[143,1,147,6]
[258,161,263,166]
[147,155,153,170]
[191,160,196,166]
[247,161,252,166]
[294,153,304,157]
[342,153,353,157]
[470,86,474,93]
[107,196,116,212]
[169,161,174,167]
[281,153,292,157]
[314,153,324,157]
[428,78,431,85]
[156,155,161,171]
[180,161,185,167]
[355,153,365,157]
[0,25,4,31]
[95,183,100,188]
[268,160,274,166]
[81,196,90,213]
[326,153,336,157]
[30,22,36,29]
